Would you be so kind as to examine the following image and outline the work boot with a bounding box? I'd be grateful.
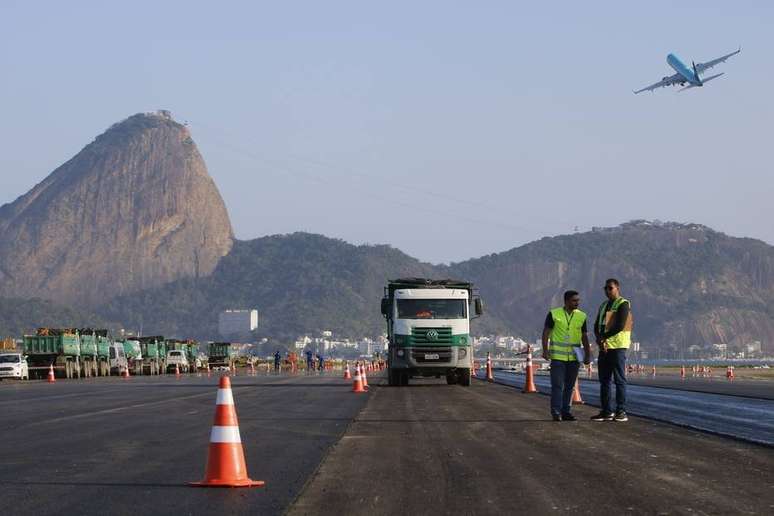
[614,411,628,422]
[552,414,562,422]
[590,411,614,422]
[561,413,577,422]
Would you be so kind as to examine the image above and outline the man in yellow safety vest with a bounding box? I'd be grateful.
[541,290,591,421]
[591,278,633,422]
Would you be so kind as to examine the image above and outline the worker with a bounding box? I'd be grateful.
[273,350,281,372]
[318,354,325,372]
[306,350,314,372]
[591,278,633,422]
[541,290,591,421]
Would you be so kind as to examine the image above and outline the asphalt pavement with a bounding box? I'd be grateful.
[492,370,774,446]
[290,376,774,516]
[0,371,368,516]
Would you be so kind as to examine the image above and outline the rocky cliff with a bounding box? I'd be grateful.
[0,111,233,304]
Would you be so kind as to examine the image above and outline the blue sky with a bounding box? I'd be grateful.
[1,1,771,263]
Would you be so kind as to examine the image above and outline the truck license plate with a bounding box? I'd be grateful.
[424,353,440,360]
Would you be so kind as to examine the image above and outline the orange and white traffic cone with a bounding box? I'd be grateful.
[360,364,369,389]
[175,363,181,379]
[586,363,593,379]
[571,379,584,405]
[486,352,494,382]
[47,364,56,383]
[122,366,130,379]
[352,367,367,393]
[726,366,734,381]
[344,362,351,380]
[207,363,212,378]
[680,365,686,380]
[190,376,264,488]
[651,365,656,377]
[522,346,537,394]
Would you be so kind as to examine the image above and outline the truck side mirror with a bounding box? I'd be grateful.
[474,298,484,316]
[380,298,391,317]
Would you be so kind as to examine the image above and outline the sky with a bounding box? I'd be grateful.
[1,1,772,264]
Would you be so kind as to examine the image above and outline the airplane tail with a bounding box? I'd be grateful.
[678,72,724,92]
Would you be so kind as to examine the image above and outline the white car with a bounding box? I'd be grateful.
[166,350,189,373]
[0,353,29,380]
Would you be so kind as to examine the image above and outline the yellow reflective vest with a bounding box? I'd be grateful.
[549,307,586,361]
[596,297,632,349]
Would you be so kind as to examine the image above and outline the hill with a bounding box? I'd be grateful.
[0,111,233,305]
[97,221,774,357]
[0,297,111,338]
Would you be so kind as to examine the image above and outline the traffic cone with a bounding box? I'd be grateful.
[207,363,212,378]
[651,365,656,377]
[486,352,494,382]
[726,366,734,381]
[190,376,264,488]
[680,365,686,380]
[352,367,367,393]
[122,366,130,379]
[571,379,584,405]
[586,363,593,379]
[344,362,351,380]
[47,364,56,383]
[175,363,181,379]
[360,364,369,389]
[522,346,537,393]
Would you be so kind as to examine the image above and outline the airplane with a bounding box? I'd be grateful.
[633,48,741,94]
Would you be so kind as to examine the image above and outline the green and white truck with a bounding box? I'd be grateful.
[381,278,483,386]
[208,342,236,371]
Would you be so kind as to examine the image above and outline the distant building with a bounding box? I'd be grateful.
[218,309,258,336]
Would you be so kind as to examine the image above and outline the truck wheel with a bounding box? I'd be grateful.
[388,369,397,386]
[458,369,471,386]
[400,371,409,386]
[445,372,458,385]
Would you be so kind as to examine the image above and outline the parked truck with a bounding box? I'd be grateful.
[138,336,164,375]
[381,278,483,386]
[208,342,236,370]
[94,331,126,376]
[23,328,82,379]
[121,338,144,375]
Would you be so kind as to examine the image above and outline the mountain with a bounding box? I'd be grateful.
[100,232,447,340]
[447,221,774,356]
[0,297,111,338]
[99,222,774,357]
[0,111,233,305]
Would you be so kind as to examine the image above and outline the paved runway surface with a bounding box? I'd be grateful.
[626,374,774,400]
[491,370,774,446]
[0,372,368,516]
[291,377,774,516]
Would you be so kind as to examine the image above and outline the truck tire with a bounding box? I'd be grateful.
[458,369,471,386]
[400,371,410,386]
[445,372,458,385]
[388,368,397,386]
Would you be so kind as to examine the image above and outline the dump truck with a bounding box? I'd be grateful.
[77,331,99,377]
[93,331,126,376]
[138,336,164,375]
[208,342,236,370]
[381,278,483,386]
[121,338,144,375]
[23,328,82,379]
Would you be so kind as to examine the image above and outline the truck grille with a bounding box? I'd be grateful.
[0,366,14,371]
[411,327,452,344]
[410,346,453,363]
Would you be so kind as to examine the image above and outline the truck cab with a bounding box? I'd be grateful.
[382,278,483,386]
[0,352,29,380]
[109,342,128,375]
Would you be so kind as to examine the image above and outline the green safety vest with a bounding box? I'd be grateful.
[596,297,632,349]
[549,307,586,362]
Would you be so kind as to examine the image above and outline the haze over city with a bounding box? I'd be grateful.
[1,1,771,264]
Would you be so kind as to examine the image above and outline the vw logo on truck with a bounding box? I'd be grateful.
[426,330,439,341]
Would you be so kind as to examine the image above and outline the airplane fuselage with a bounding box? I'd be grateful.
[666,53,702,86]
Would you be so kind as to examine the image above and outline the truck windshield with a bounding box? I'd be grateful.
[0,355,20,363]
[397,299,467,319]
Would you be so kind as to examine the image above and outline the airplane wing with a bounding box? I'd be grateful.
[633,73,683,94]
[695,47,741,74]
